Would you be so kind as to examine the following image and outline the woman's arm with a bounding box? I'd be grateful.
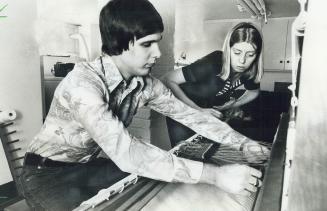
[162,69,222,119]
[233,89,259,107]
[214,89,259,111]
[146,77,270,167]
[161,69,202,110]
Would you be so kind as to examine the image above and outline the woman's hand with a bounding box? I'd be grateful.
[222,107,245,122]
[213,98,237,111]
[199,108,223,119]
[200,163,263,196]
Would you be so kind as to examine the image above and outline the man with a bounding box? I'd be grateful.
[19,0,268,210]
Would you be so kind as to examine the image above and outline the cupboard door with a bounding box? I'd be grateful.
[284,18,295,71]
[262,18,288,70]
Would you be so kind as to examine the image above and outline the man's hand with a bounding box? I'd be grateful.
[200,163,262,196]
[242,141,271,164]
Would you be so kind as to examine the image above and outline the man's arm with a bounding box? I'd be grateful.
[146,77,251,148]
[67,72,203,184]
[146,78,269,191]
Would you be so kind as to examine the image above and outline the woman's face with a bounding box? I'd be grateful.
[230,42,257,73]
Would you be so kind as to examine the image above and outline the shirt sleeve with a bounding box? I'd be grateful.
[182,51,222,83]
[66,71,203,184]
[145,77,252,147]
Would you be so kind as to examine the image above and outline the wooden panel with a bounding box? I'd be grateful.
[254,113,288,211]
[286,1,327,210]
[87,178,164,211]
[85,114,289,211]
[142,183,256,211]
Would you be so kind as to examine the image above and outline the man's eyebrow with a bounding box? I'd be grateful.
[141,37,162,43]
[153,35,163,42]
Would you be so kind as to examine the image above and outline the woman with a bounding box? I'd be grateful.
[163,22,263,146]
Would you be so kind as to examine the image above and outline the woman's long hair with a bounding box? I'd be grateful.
[220,22,263,83]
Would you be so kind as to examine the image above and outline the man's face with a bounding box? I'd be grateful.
[120,33,162,79]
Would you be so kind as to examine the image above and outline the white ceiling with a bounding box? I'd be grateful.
[194,0,300,20]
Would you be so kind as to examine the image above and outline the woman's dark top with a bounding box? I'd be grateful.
[166,51,260,146]
[180,51,259,108]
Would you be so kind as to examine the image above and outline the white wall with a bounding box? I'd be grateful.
[174,0,259,62]
[36,0,99,60]
[37,0,98,24]
[149,0,175,150]
[0,0,43,185]
[0,142,11,185]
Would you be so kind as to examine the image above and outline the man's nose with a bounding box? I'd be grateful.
[152,43,161,59]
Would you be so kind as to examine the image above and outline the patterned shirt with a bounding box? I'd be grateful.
[28,55,251,184]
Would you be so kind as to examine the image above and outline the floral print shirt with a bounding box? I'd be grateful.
[28,55,251,183]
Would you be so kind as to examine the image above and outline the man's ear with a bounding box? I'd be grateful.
[128,38,136,48]
[123,38,136,53]
[122,40,133,53]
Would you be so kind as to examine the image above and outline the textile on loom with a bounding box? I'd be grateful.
[173,135,269,168]
[142,135,271,211]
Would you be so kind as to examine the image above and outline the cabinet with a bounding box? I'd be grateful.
[42,77,63,119]
[40,55,80,120]
[201,18,294,72]
[262,18,294,71]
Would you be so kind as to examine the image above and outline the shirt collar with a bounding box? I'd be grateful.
[99,55,145,91]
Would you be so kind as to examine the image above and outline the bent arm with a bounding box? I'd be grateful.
[161,69,202,110]
[233,89,259,107]
[145,78,269,194]
[214,89,259,111]
[147,77,252,147]
[67,74,203,184]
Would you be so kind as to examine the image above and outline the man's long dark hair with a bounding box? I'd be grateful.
[100,0,164,56]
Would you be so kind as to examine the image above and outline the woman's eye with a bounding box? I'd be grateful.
[247,53,256,57]
[233,51,241,55]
